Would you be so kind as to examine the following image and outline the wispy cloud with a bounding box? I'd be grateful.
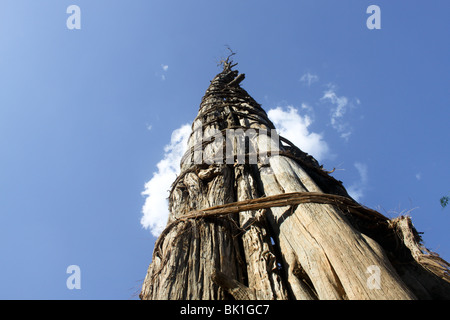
[347,162,368,202]
[300,103,314,114]
[300,72,319,87]
[141,124,191,236]
[159,64,169,80]
[268,105,329,162]
[321,85,358,141]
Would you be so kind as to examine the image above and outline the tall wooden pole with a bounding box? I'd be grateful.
[140,61,450,300]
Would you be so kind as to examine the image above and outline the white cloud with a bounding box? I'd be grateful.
[141,124,191,236]
[300,73,319,87]
[301,103,314,114]
[347,162,368,202]
[267,106,329,162]
[415,173,422,181]
[321,86,357,141]
[159,64,169,80]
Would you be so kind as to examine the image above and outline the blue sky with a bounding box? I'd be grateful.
[0,1,449,299]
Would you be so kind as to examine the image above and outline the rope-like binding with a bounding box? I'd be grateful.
[152,191,388,260]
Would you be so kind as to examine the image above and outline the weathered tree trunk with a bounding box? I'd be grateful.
[140,61,450,300]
